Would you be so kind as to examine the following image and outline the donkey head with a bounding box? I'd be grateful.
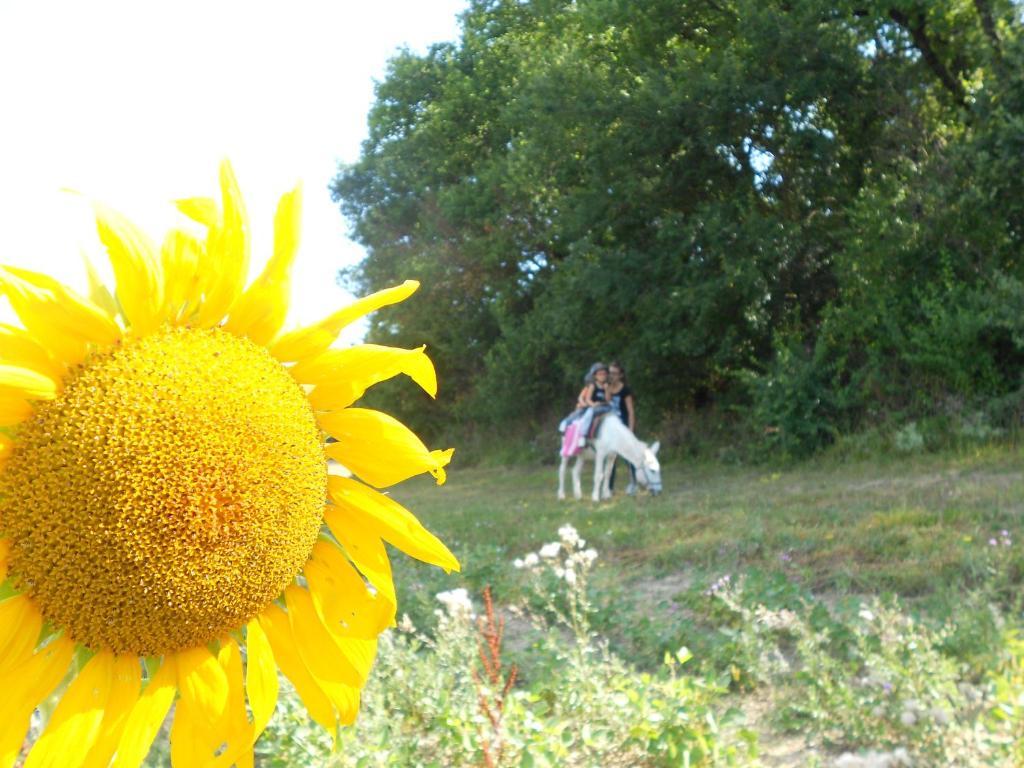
[637,440,662,496]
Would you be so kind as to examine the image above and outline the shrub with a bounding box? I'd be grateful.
[743,339,839,459]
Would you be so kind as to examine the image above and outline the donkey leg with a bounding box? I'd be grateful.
[572,455,584,499]
[592,450,605,502]
[600,454,615,500]
[558,455,568,500]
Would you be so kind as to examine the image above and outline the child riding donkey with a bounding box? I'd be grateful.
[558,362,662,501]
[558,362,614,450]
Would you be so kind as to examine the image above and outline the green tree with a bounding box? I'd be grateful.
[334,0,1024,451]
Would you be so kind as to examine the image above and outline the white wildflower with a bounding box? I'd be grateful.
[754,606,798,632]
[436,588,474,619]
[564,567,577,586]
[858,608,876,623]
[834,749,913,768]
[558,524,580,546]
[523,552,540,567]
[582,548,598,564]
[539,542,562,558]
[513,558,525,569]
[834,754,860,768]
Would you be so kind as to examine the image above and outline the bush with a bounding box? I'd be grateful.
[693,573,1019,765]
[744,333,846,459]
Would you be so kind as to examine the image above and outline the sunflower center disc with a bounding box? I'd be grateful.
[0,327,326,655]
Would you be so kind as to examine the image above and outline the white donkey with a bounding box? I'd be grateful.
[558,413,662,501]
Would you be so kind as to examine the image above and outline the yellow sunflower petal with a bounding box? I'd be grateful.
[333,637,376,688]
[175,196,219,227]
[0,324,65,382]
[81,252,120,322]
[245,619,279,741]
[304,550,383,682]
[93,203,164,336]
[111,658,177,768]
[0,636,75,768]
[281,585,362,725]
[325,685,359,727]
[305,545,384,651]
[210,638,252,768]
[161,229,204,324]
[321,408,453,488]
[0,594,43,672]
[258,605,337,734]
[293,344,437,411]
[0,266,121,365]
[0,368,56,430]
[305,540,380,634]
[23,650,117,768]
[327,476,459,572]
[321,507,397,629]
[284,585,361,688]
[1,266,122,345]
[223,744,254,768]
[168,696,202,768]
[0,364,58,401]
[224,184,302,345]
[171,645,230,767]
[269,280,419,363]
[79,656,142,768]
[0,537,8,583]
[0,363,59,428]
[197,160,250,328]
[0,397,34,428]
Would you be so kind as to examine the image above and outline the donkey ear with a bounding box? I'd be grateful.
[650,440,660,455]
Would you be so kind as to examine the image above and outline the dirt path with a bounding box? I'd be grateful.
[740,693,819,766]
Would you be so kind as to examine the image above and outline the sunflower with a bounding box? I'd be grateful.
[0,161,458,768]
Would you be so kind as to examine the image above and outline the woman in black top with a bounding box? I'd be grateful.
[607,361,637,492]
[606,362,634,429]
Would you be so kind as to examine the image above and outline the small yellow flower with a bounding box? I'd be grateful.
[0,161,457,767]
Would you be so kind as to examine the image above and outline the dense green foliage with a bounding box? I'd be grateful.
[333,0,1024,455]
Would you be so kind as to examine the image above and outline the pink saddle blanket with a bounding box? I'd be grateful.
[561,421,584,457]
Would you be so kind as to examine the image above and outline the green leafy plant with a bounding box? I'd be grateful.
[253,525,751,766]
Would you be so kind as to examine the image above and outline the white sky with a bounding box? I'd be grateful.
[0,0,465,339]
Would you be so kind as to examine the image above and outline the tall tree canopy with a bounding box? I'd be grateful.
[333,0,1024,454]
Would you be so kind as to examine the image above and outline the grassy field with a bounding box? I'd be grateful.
[377,445,1024,764]
[392,444,1023,619]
